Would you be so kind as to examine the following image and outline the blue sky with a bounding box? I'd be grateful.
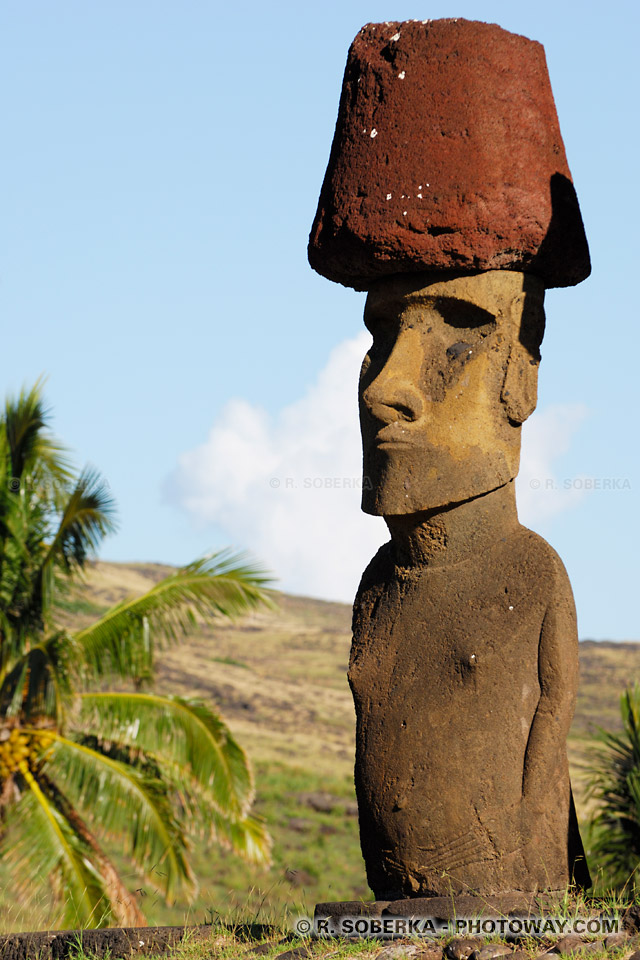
[1,1,638,639]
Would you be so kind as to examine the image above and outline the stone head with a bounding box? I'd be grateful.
[359,269,545,516]
[306,18,589,518]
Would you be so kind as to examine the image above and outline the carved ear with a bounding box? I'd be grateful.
[501,292,542,424]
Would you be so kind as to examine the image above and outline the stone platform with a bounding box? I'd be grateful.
[314,895,566,922]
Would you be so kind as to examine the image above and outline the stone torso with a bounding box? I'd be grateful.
[350,525,580,898]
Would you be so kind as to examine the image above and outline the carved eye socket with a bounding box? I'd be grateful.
[436,298,495,367]
[436,298,496,331]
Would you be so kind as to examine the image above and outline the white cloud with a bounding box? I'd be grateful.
[516,403,588,526]
[168,335,587,602]
[168,332,387,602]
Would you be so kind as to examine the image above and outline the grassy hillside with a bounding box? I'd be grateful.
[2,560,638,931]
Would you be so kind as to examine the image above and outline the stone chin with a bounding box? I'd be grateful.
[361,439,520,516]
[357,269,545,517]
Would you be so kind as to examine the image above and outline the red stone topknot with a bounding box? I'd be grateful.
[309,18,590,290]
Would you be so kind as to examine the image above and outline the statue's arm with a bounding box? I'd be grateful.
[521,565,579,808]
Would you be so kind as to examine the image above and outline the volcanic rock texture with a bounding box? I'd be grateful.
[309,19,590,289]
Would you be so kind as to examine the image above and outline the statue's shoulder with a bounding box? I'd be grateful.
[352,541,393,626]
[357,540,393,589]
[503,524,574,598]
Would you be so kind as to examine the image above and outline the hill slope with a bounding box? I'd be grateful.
[6,560,638,930]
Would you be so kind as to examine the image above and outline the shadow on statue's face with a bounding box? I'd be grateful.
[359,270,545,516]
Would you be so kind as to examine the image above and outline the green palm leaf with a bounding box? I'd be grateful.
[210,810,271,864]
[586,684,640,888]
[1,768,112,928]
[1,380,74,498]
[175,785,271,863]
[0,383,274,926]
[0,631,75,724]
[75,550,275,680]
[0,385,115,643]
[78,691,255,817]
[133,753,271,864]
[43,467,117,576]
[0,471,49,652]
[33,468,116,621]
[29,729,194,899]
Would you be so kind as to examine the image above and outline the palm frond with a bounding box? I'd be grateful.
[28,728,194,899]
[123,753,271,865]
[0,382,274,926]
[166,772,271,864]
[78,691,255,817]
[586,684,640,887]
[209,809,272,864]
[43,466,117,575]
[1,379,74,498]
[171,777,272,864]
[0,479,50,652]
[0,631,75,724]
[75,550,275,680]
[1,767,112,928]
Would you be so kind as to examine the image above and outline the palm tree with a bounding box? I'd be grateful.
[0,382,273,928]
[586,684,640,891]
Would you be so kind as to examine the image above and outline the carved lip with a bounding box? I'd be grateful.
[374,424,414,447]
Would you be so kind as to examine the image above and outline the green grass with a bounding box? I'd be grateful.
[130,761,367,927]
[1,882,634,959]
[209,656,252,670]
[0,758,365,931]
[51,907,635,960]
[1,561,639,933]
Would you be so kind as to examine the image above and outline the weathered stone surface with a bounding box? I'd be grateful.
[377,945,423,959]
[310,17,590,909]
[415,946,447,960]
[350,272,588,898]
[359,271,544,516]
[0,926,218,960]
[470,945,513,960]
[553,936,588,955]
[314,899,390,919]
[272,948,316,960]
[445,941,483,960]
[314,894,573,927]
[623,905,640,934]
[603,931,628,948]
[351,507,585,896]
[309,19,590,290]
[383,895,555,919]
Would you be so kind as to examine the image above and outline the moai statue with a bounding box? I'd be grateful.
[309,20,591,899]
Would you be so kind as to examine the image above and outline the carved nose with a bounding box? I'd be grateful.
[362,378,425,423]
